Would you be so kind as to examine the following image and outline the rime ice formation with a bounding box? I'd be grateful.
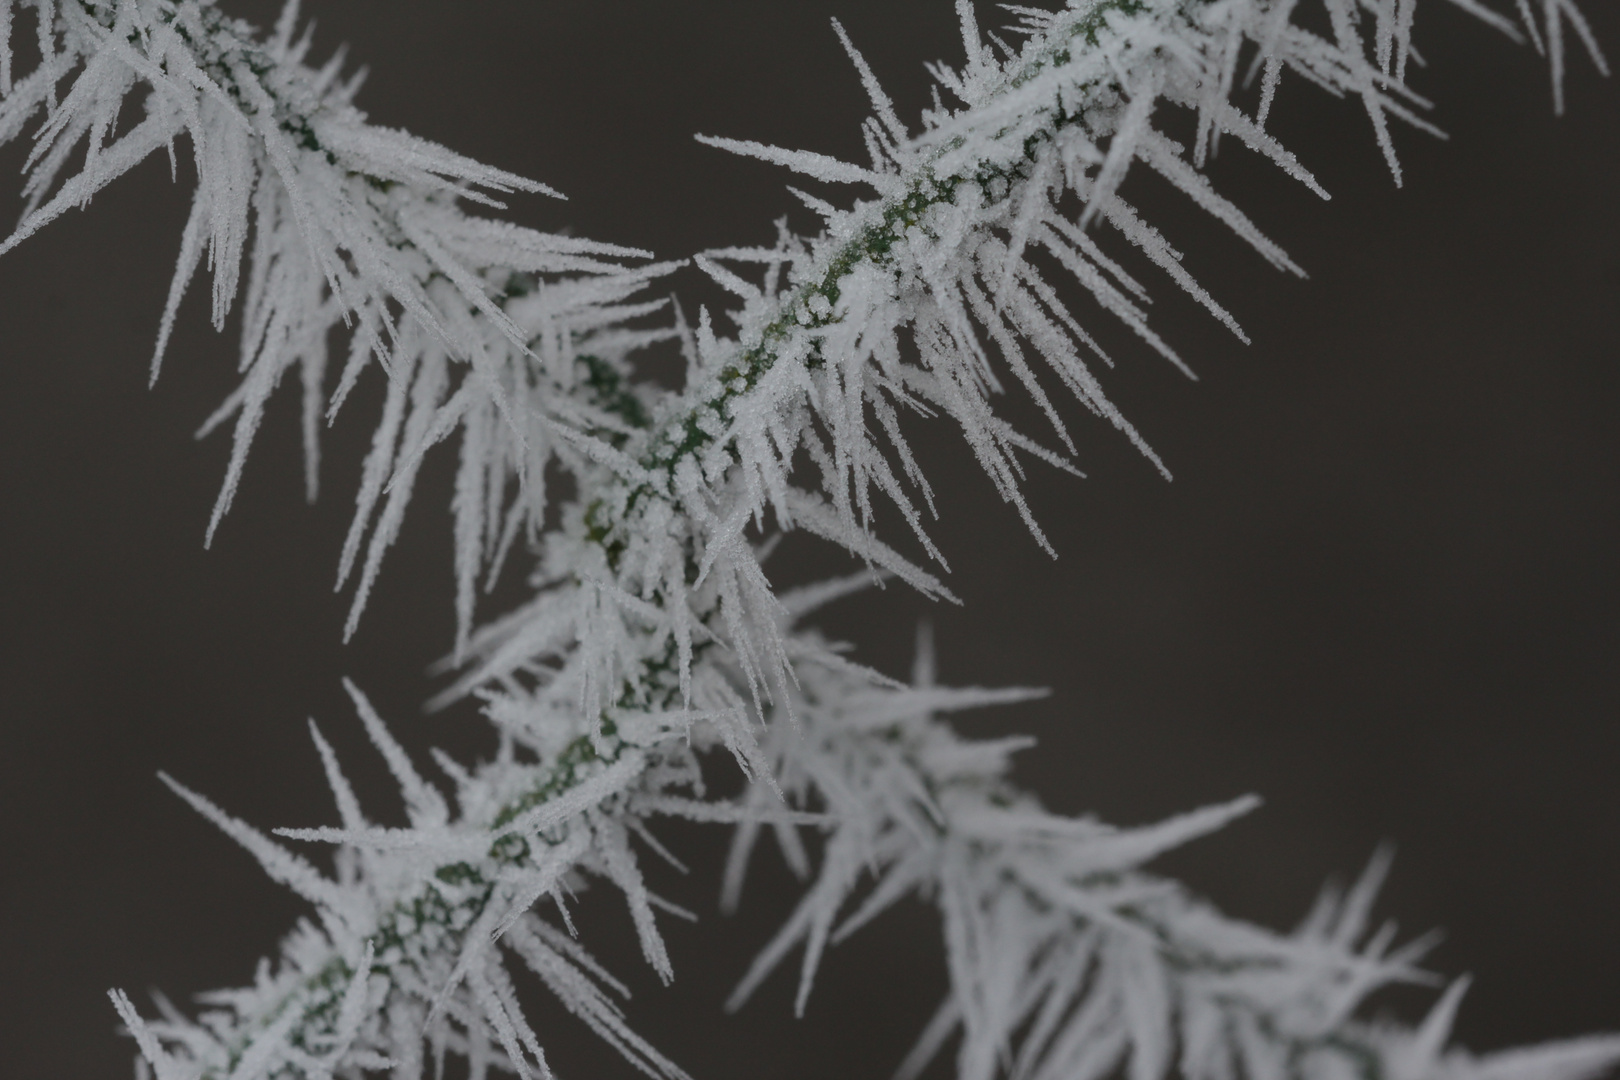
[0,1,1612,1078]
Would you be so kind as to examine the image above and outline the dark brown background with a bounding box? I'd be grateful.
[1,2,1617,1077]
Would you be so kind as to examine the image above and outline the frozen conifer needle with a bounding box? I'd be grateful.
[0,0,1610,1078]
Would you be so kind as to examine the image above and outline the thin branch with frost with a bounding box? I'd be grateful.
[719,626,1620,1080]
[0,0,1612,1078]
[0,0,673,650]
[489,0,1614,760]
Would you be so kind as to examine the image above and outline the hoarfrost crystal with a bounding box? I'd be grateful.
[0,0,1611,1078]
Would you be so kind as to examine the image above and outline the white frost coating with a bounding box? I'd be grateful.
[0,1,1610,1079]
[0,0,669,630]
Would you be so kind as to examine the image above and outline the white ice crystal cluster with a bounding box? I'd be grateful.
[0,1,1613,1079]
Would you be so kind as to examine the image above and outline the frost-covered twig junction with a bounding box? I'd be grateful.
[0,0,1613,1078]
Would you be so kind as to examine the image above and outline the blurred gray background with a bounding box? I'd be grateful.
[1,2,1617,1077]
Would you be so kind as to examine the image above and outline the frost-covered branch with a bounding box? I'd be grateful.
[0,0,674,645]
[721,625,1620,1080]
[481,0,1612,752]
[109,676,775,1080]
[0,0,1612,1078]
